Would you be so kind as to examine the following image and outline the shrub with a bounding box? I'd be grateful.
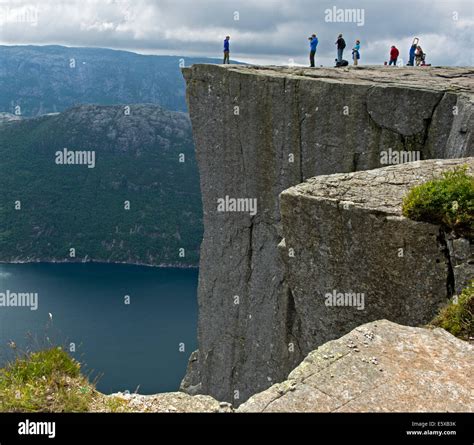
[431,281,474,341]
[402,166,474,239]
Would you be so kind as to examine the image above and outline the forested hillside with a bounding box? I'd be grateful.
[0,104,202,266]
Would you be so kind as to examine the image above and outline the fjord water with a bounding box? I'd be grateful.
[0,263,198,394]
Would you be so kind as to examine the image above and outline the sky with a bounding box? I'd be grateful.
[0,0,472,66]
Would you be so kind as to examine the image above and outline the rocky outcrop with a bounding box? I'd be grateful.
[182,65,474,405]
[95,320,473,413]
[104,320,473,413]
[280,158,473,354]
[237,320,474,412]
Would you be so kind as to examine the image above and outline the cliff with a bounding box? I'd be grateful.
[181,65,474,405]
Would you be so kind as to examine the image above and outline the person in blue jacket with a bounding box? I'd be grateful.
[223,36,230,64]
[308,34,318,67]
[407,38,418,66]
[352,40,361,66]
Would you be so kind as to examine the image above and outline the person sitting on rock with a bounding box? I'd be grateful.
[415,45,424,66]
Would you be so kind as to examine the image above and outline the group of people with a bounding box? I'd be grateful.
[309,34,359,67]
[389,39,426,66]
[311,34,428,67]
[222,35,427,68]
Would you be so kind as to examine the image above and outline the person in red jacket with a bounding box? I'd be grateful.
[389,46,399,66]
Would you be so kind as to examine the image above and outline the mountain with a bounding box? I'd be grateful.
[0,104,202,266]
[0,45,226,116]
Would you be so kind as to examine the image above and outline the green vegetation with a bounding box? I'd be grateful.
[0,347,132,412]
[0,104,202,266]
[431,281,474,341]
[402,166,474,240]
[0,347,93,412]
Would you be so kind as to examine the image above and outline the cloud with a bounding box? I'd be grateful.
[0,0,472,66]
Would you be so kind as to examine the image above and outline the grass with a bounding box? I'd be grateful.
[431,281,474,341]
[0,347,95,412]
[402,166,474,240]
[0,347,137,413]
[0,346,135,412]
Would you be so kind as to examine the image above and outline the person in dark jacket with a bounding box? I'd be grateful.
[223,36,230,64]
[389,46,399,66]
[309,34,318,67]
[336,34,346,62]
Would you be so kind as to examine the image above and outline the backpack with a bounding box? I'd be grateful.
[335,59,349,67]
[340,39,346,49]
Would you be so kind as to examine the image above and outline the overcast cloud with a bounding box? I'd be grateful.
[0,0,472,66]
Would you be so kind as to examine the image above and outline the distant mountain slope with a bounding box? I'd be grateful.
[0,104,202,266]
[0,45,225,116]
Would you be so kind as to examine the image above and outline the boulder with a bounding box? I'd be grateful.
[238,320,474,412]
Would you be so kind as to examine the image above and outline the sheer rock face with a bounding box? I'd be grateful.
[181,65,474,405]
[237,320,474,413]
[280,158,473,354]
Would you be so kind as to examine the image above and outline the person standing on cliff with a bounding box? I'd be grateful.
[223,36,230,64]
[389,45,399,65]
[309,34,318,67]
[336,34,346,63]
[352,40,361,66]
[407,38,418,66]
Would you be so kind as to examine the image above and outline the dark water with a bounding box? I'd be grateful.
[0,263,198,395]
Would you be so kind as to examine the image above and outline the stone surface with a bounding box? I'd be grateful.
[104,391,233,413]
[280,158,473,354]
[237,320,474,412]
[447,235,474,294]
[181,64,474,405]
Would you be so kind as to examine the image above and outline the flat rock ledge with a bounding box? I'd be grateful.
[237,320,474,412]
